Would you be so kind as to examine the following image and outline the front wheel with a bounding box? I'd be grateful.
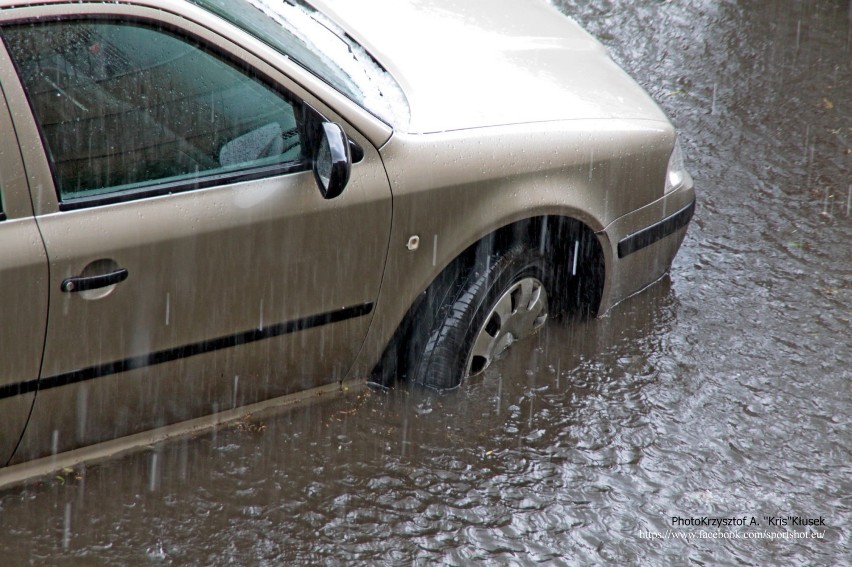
[411,246,551,390]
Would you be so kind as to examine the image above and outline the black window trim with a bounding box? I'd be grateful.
[1,13,312,212]
[58,159,308,211]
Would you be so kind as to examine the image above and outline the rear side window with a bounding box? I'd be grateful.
[2,20,304,203]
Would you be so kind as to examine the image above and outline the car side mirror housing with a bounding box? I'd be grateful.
[302,102,354,199]
[312,122,351,199]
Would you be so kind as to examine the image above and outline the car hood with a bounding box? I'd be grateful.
[309,0,669,133]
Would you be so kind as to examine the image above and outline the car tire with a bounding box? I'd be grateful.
[411,245,551,390]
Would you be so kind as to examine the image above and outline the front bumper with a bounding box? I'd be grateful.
[596,184,696,315]
[617,198,696,259]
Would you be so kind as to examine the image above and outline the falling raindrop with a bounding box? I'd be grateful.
[796,19,801,49]
[806,142,816,187]
[165,293,171,326]
[75,392,88,443]
[847,19,851,52]
[846,184,851,217]
[149,452,159,492]
[179,439,189,481]
[711,82,718,115]
[432,234,438,267]
[62,503,72,550]
[400,412,408,458]
[233,375,240,409]
[572,241,580,276]
[588,147,595,181]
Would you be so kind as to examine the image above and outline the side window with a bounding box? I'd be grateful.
[2,20,303,202]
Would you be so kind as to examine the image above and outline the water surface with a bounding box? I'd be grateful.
[1,0,849,564]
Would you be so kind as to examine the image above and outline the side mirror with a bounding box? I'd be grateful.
[313,122,351,199]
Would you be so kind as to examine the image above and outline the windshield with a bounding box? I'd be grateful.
[190,0,409,128]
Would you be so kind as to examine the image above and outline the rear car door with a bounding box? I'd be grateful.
[0,72,48,466]
[0,4,392,463]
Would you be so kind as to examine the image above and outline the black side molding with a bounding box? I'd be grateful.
[0,302,372,401]
[617,198,695,259]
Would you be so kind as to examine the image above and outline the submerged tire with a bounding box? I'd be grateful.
[412,245,551,390]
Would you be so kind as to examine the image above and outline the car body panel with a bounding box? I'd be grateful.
[597,184,695,312]
[309,0,669,133]
[348,119,683,378]
[0,75,48,465]
[0,3,392,462]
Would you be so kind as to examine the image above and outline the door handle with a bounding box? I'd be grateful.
[61,268,129,293]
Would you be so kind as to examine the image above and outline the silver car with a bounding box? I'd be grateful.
[0,0,694,476]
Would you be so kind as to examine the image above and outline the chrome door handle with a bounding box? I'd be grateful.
[61,268,129,293]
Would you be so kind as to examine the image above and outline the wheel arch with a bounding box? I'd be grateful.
[369,213,605,386]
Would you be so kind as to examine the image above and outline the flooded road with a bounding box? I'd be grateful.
[1,0,850,564]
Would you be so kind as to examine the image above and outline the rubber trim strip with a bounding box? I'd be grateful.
[617,198,696,259]
[58,161,307,211]
[0,302,372,400]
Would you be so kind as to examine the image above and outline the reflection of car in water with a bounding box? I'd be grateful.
[0,0,694,481]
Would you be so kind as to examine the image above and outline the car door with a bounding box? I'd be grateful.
[0,5,392,463]
[0,74,49,466]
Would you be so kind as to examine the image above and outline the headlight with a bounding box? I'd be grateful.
[664,138,688,194]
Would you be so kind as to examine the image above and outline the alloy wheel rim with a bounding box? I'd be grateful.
[465,276,549,377]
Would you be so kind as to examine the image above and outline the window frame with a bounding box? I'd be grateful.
[0,72,27,221]
[1,14,313,211]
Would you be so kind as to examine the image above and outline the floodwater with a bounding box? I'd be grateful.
[1,0,850,564]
